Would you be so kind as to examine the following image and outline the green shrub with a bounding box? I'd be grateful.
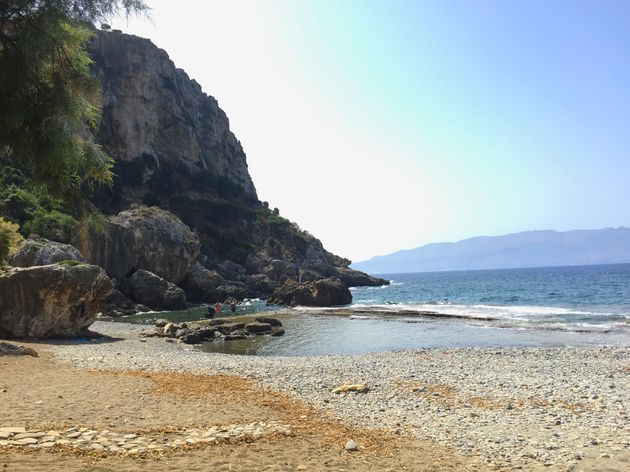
[0,217,23,263]
[22,209,77,242]
[57,259,84,266]
[265,236,279,249]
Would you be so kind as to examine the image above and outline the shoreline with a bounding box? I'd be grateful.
[3,320,630,470]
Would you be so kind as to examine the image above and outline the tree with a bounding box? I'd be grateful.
[0,1,146,198]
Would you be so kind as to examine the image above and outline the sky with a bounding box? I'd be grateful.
[110,0,630,262]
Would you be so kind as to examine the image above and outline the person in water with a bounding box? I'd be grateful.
[215,302,221,313]
[230,301,237,313]
[205,305,215,319]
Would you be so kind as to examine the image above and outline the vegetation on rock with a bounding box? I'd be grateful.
[0,216,23,264]
[0,0,146,196]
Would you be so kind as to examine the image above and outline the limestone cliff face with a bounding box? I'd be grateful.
[86,31,388,304]
[90,31,256,202]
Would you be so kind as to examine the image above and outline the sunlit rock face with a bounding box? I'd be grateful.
[72,207,200,285]
[82,31,387,308]
[0,263,112,339]
[90,30,256,206]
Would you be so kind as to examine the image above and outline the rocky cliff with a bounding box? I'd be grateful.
[79,31,387,309]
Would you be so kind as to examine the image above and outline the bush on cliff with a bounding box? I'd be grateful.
[0,217,23,264]
[0,166,77,242]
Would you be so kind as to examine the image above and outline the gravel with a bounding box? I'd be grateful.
[48,321,630,469]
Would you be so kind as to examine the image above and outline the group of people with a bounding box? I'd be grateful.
[205,300,237,319]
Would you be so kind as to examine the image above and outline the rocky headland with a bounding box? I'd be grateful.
[84,31,387,313]
[0,30,387,338]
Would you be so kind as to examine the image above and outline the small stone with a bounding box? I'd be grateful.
[0,427,25,434]
[296,465,307,471]
[332,384,368,394]
[122,433,137,440]
[13,432,45,440]
[66,432,81,439]
[14,437,38,445]
[345,439,358,452]
[39,442,56,448]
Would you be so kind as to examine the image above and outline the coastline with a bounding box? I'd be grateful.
[2,320,630,470]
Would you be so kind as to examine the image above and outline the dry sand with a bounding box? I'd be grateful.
[0,347,467,471]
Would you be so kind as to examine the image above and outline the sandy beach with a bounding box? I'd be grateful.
[1,320,629,471]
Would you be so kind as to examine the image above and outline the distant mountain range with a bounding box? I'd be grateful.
[352,228,630,274]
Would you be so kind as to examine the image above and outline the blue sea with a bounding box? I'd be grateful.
[350,263,630,334]
[128,264,630,356]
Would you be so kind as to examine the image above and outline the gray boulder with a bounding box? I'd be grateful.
[73,206,200,284]
[268,277,352,307]
[179,262,224,302]
[245,273,278,296]
[127,269,187,310]
[245,322,272,334]
[254,317,282,327]
[216,282,247,301]
[10,237,85,267]
[0,263,112,338]
[218,260,247,280]
[262,259,297,282]
[335,266,389,287]
[0,342,38,357]
[99,289,151,317]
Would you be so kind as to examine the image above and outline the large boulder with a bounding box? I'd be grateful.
[217,260,247,281]
[245,273,278,296]
[0,263,112,339]
[10,237,85,267]
[335,267,389,287]
[179,261,224,302]
[262,259,297,282]
[99,289,150,317]
[216,282,248,302]
[126,269,187,311]
[269,277,352,307]
[73,207,200,284]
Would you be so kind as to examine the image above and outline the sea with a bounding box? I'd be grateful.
[124,263,630,356]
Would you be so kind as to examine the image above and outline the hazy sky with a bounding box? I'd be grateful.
[110,0,630,262]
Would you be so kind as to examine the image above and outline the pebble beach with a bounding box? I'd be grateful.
[24,320,629,470]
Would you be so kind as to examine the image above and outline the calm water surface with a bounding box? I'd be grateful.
[117,264,630,356]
